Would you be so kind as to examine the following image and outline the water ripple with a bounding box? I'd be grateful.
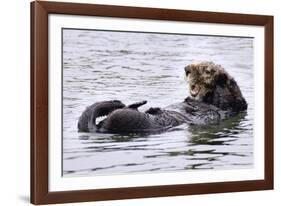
[62,29,254,177]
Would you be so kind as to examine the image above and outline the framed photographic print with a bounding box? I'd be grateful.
[30,1,274,204]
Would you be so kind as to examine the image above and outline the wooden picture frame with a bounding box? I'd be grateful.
[31,1,274,204]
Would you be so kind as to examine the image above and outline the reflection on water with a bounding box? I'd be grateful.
[62,29,254,177]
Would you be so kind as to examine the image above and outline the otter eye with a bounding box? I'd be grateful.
[205,70,211,74]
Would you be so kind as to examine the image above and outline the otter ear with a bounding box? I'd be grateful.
[184,65,191,76]
[217,71,228,87]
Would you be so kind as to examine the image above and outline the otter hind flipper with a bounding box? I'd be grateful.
[128,100,147,109]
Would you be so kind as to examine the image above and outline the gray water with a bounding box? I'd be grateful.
[62,29,254,177]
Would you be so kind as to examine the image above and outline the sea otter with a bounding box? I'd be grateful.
[78,61,247,133]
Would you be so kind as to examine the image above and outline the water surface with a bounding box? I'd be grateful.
[62,29,254,177]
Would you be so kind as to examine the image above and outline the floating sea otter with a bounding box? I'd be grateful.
[78,61,247,133]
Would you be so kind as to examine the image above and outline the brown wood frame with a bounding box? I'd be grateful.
[30,0,274,204]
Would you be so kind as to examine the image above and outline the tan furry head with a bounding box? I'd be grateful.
[184,61,247,112]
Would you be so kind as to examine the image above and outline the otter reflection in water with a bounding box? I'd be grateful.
[78,61,247,134]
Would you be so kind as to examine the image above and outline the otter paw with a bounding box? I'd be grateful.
[145,107,162,115]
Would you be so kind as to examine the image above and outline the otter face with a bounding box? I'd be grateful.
[184,62,226,101]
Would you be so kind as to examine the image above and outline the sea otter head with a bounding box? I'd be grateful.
[184,61,247,111]
[184,62,225,101]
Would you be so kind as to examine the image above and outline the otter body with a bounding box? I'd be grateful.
[78,62,247,133]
